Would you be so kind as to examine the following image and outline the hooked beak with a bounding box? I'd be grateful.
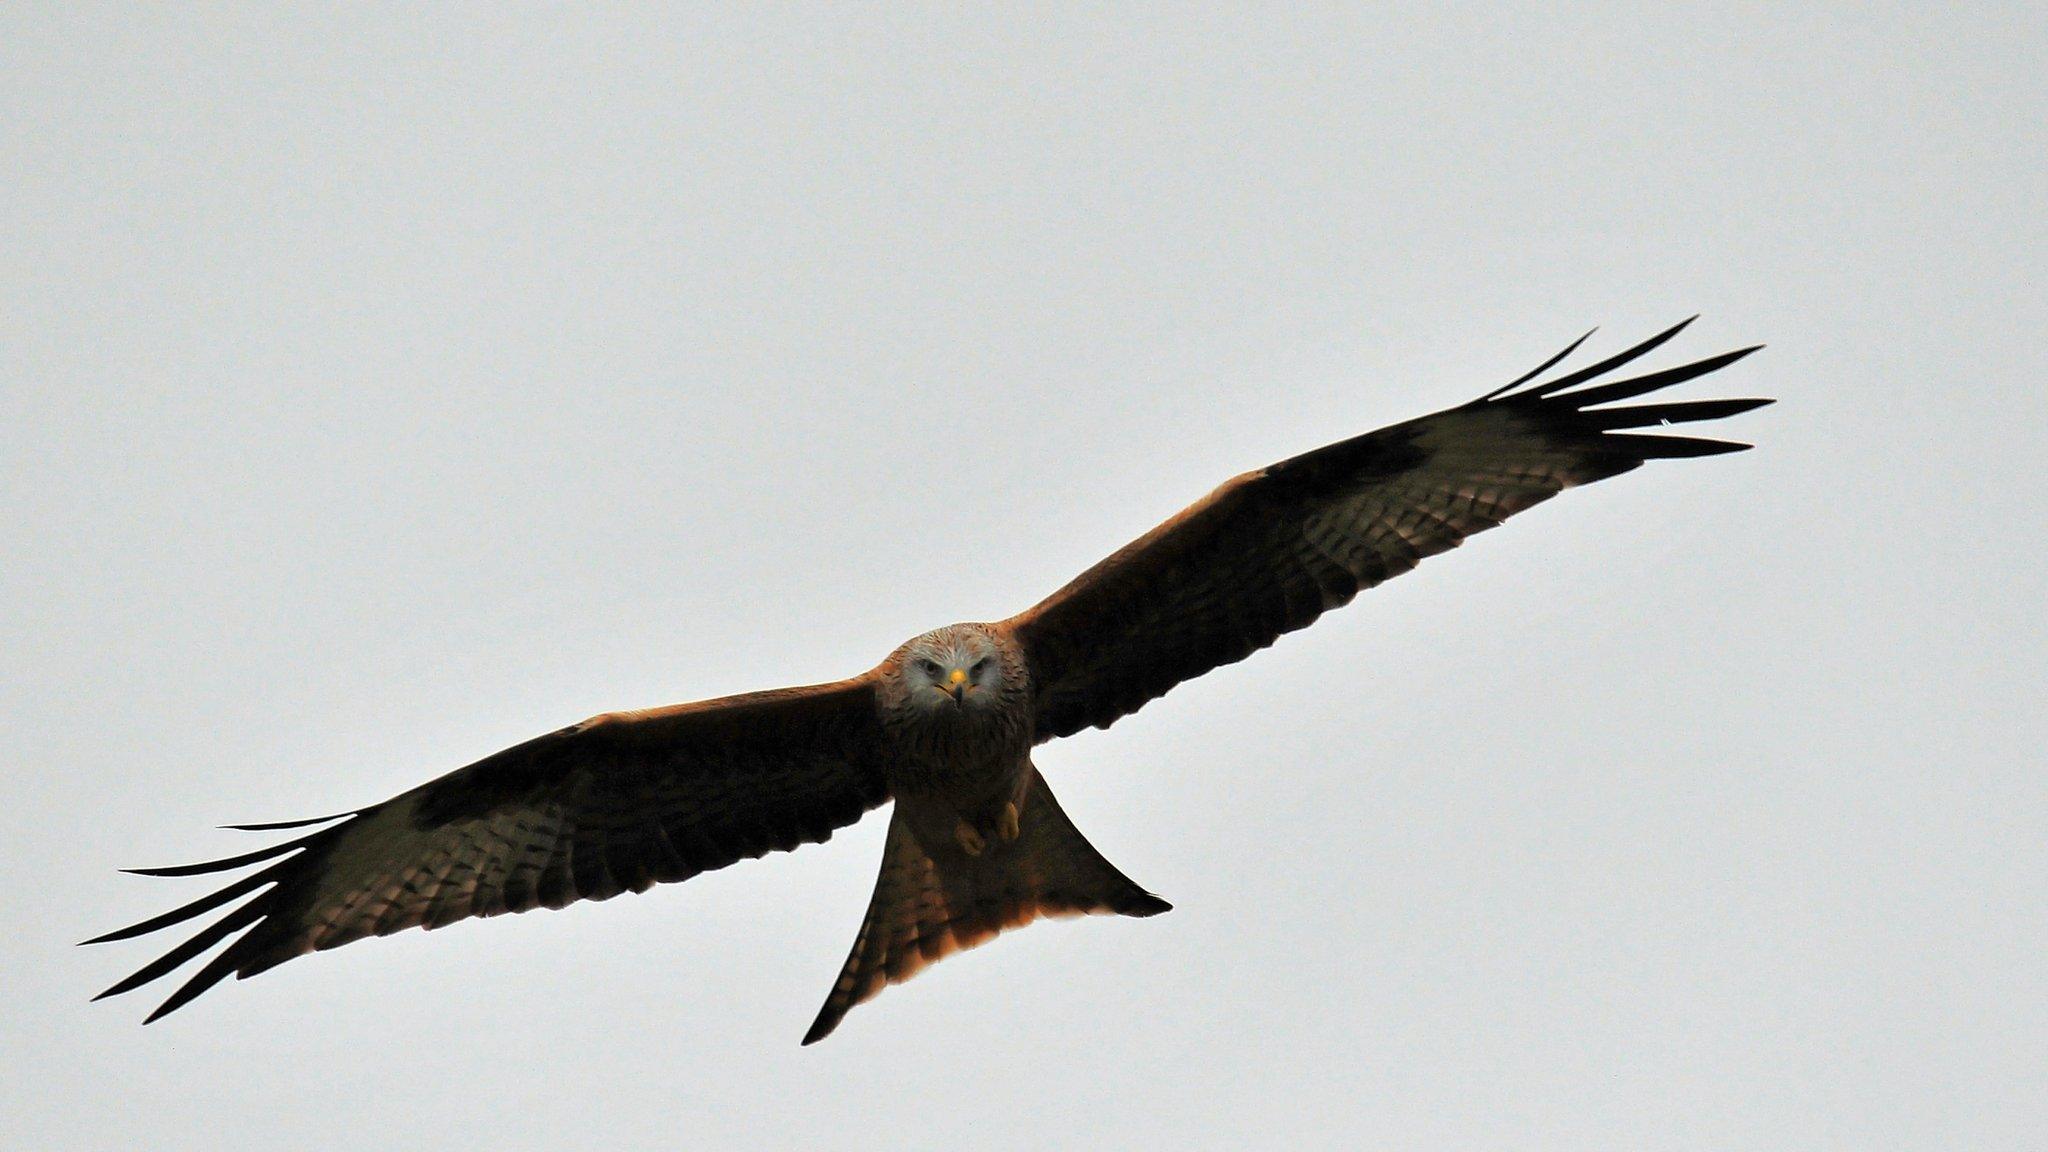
[945,667,968,703]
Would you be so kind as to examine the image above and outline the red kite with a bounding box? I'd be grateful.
[89,320,1768,1043]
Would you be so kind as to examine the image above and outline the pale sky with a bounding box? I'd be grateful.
[4,5,2043,1150]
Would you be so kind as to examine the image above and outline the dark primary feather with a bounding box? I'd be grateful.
[87,679,893,1022]
[1518,316,1699,397]
[1006,323,1769,741]
[219,812,352,832]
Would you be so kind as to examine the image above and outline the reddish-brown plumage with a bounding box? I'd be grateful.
[89,321,1767,1040]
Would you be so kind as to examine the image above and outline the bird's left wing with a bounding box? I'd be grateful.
[88,677,892,1022]
[1004,321,1770,741]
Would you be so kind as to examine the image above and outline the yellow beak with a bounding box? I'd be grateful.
[946,667,968,701]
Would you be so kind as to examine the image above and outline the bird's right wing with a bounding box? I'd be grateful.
[1004,320,1770,741]
[88,677,893,1022]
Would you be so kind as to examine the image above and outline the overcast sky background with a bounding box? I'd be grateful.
[4,6,2043,1150]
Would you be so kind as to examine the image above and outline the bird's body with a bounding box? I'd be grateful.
[814,623,1167,1042]
[875,624,1033,823]
[90,320,1770,1043]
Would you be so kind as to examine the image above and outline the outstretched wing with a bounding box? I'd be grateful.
[1005,319,1770,741]
[88,678,892,1022]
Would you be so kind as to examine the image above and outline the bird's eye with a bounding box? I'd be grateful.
[918,659,943,677]
[970,658,991,678]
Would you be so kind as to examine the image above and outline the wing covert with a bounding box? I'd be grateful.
[1005,321,1769,741]
[88,677,892,1021]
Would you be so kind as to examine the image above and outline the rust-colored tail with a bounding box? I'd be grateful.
[801,769,1169,1044]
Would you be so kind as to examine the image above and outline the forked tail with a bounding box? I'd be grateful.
[801,769,1169,1044]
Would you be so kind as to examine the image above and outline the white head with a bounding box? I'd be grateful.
[893,623,1013,719]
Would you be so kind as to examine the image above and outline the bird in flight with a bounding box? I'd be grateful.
[89,319,1769,1043]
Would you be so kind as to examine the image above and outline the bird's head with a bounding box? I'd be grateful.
[892,624,1014,718]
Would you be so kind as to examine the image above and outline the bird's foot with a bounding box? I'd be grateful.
[996,801,1021,843]
[954,818,987,857]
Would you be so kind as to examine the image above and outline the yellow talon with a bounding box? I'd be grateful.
[954,819,986,856]
[996,801,1021,842]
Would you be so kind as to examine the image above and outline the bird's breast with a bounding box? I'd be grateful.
[882,710,1030,808]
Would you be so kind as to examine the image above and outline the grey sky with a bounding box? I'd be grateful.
[4,5,2042,1149]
